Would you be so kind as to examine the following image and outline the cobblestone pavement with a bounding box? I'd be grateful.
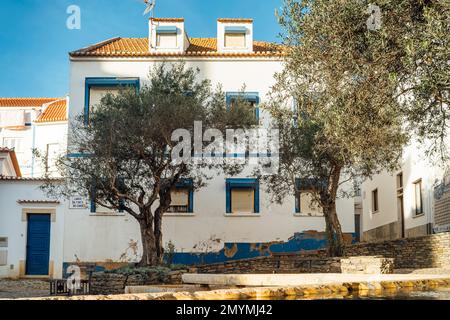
[0,279,50,299]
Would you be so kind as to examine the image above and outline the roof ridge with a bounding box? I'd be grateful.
[70,37,122,54]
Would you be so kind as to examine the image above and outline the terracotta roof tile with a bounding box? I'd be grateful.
[17,200,60,204]
[0,148,22,177]
[70,37,284,58]
[35,99,68,123]
[217,18,253,23]
[150,18,184,22]
[0,175,63,181]
[0,98,59,108]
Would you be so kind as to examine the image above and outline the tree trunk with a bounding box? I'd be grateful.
[321,164,345,257]
[138,216,158,266]
[153,208,164,264]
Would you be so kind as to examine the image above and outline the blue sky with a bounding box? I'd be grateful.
[0,0,283,98]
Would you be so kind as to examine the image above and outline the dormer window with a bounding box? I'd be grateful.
[224,26,246,48]
[156,26,178,48]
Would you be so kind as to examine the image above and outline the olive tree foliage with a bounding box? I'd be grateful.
[41,63,257,266]
[398,1,450,158]
[261,0,411,256]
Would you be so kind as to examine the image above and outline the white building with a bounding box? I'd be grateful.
[0,17,355,279]
[65,17,355,268]
[0,98,68,177]
[360,139,450,242]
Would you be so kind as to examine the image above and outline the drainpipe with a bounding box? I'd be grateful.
[31,121,36,177]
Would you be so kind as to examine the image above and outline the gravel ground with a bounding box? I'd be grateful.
[0,279,50,299]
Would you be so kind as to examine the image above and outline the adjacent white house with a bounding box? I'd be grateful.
[0,98,68,177]
[360,138,450,242]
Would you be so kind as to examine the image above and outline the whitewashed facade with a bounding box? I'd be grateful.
[360,138,450,242]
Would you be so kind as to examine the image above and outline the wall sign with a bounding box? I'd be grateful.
[69,196,87,209]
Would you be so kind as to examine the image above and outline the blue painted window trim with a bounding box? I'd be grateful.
[294,178,326,213]
[225,92,260,121]
[173,178,194,213]
[156,26,178,34]
[84,77,140,125]
[226,178,260,214]
[224,26,247,34]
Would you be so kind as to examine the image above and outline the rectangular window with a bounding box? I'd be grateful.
[45,143,59,174]
[166,179,194,213]
[226,92,260,121]
[0,237,7,266]
[0,237,7,248]
[372,188,379,213]
[225,33,246,48]
[226,178,259,214]
[3,137,23,153]
[156,33,177,48]
[295,191,323,216]
[414,179,423,215]
[85,78,140,124]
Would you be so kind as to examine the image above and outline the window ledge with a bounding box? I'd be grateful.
[294,213,324,217]
[413,213,425,219]
[164,213,195,217]
[224,213,260,217]
[89,212,125,217]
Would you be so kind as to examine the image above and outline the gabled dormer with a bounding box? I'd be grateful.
[217,18,253,54]
[148,18,189,54]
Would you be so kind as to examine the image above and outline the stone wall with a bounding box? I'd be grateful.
[189,233,450,274]
[189,252,340,274]
[89,270,185,295]
[345,232,450,269]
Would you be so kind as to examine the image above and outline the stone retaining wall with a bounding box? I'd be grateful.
[344,232,450,269]
[189,233,450,274]
[90,271,185,295]
[189,253,340,274]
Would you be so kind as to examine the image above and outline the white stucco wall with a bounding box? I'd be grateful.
[0,181,65,278]
[361,139,444,234]
[65,56,355,262]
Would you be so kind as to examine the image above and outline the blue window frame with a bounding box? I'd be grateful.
[156,26,178,34]
[294,178,326,213]
[84,77,140,125]
[89,177,126,213]
[167,178,194,213]
[226,92,260,121]
[226,178,260,214]
[224,26,247,34]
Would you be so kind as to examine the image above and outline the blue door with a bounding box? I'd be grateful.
[26,214,51,275]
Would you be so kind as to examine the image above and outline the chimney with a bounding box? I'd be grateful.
[217,18,253,53]
[148,18,188,53]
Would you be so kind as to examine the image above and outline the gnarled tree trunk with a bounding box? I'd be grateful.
[138,211,158,266]
[321,164,345,257]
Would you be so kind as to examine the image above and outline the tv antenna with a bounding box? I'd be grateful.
[143,0,156,17]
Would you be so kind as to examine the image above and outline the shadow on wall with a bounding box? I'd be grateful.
[169,231,355,265]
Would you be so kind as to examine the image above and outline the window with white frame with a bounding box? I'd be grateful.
[155,26,178,48]
[414,179,423,215]
[372,188,379,213]
[45,143,59,174]
[224,26,247,48]
[2,137,23,153]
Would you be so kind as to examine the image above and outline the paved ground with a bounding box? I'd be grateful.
[0,279,50,299]
[2,268,450,299]
[183,270,450,287]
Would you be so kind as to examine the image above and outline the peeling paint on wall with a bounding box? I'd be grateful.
[169,231,356,265]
